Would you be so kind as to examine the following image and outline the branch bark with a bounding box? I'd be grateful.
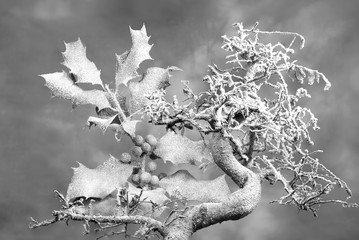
[30,209,168,237]
[164,132,261,240]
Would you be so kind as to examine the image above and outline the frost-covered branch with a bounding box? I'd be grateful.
[30,209,167,237]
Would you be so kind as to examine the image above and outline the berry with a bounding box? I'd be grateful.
[119,152,131,164]
[145,135,157,148]
[133,135,144,146]
[147,161,157,172]
[132,174,140,184]
[141,142,152,153]
[158,173,167,180]
[150,175,159,186]
[140,172,152,184]
[131,146,143,158]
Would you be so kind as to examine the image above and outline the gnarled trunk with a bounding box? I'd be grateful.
[163,133,261,240]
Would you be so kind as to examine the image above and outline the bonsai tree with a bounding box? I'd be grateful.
[30,23,357,240]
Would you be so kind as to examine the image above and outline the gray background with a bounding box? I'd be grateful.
[1,0,358,239]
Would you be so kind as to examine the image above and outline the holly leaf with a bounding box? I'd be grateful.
[62,38,104,87]
[121,119,141,138]
[115,24,153,89]
[87,84,139,137]
[87,116,139,138]
[87,115,120,134]
[159,170,230,203]
[66,155,133,201]
[103,85,130,117]
[128,66,181,113]
[153,131,213,165]
[41,71,111,110]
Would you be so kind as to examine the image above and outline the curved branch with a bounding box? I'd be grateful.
[161,132,261,240]
[191,132,261,231]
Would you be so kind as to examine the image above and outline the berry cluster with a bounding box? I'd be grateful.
[119,134,163,189]
[131,134,157,158]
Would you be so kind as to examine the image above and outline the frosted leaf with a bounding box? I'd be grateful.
[62,38,104,87]
[115,24,153,88]
[66,155,133,201]
[153,131,213,165]
[128,66,181,113]
[87,115,139,137]
[103,86,130,117]
[159,170,230,203]
[290,64,331,91]
[121,119,141,138]
[118,95,130,117]
[87,115,121,134]
[41,71,111,110]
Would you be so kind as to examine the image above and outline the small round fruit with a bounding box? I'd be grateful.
[133,135,144,146]
[145,135,157,147]
[119,152,131,164]
[132,174,140,184]
[140,172,152,184]
[147,161,157,172]
[158,173,167,180]
[141,142,152,153]
[150,175,159,186]
[132,146,143,158]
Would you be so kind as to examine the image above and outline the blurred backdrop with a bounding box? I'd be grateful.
[0,0,358,239]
